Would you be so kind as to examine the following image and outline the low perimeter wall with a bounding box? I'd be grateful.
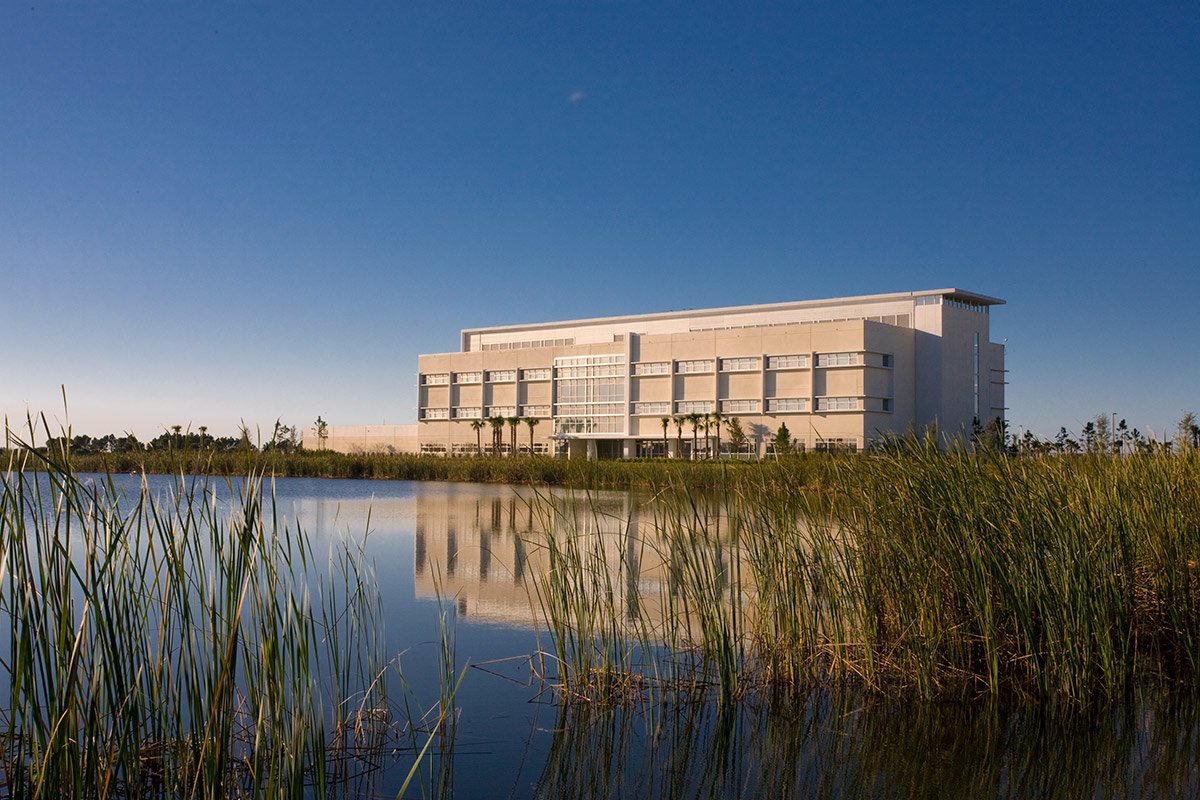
[301,425,418,454]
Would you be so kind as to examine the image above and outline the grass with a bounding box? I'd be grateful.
[520,441,1200,704]
[39,447,837,491]
[0,423,453,798]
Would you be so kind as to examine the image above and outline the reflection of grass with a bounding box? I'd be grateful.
[533,689,1200,799]
[525,441,1200,703]
[0,422,439,798]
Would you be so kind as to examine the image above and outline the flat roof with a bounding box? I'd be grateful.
[461,288,1004,337]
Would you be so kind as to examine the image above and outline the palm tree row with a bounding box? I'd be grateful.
[656,413,748,459]
[466,416,542,457]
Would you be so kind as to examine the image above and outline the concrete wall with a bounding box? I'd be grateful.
[302,425,418,454]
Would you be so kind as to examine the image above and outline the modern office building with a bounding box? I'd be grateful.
[417,288,1006,458]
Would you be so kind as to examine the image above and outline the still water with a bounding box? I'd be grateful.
[32,475,1200,798]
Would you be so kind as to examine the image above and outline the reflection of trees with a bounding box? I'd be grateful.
[532,691,1200,799]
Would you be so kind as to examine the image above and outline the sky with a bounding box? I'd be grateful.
[2,1,1197,443]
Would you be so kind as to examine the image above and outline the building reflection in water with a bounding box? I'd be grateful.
[412,482,738,632]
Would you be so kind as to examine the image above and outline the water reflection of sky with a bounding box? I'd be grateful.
[6,473,1199,798]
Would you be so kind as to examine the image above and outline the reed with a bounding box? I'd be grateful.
[520,441,1200,703]
[0,424,431,798]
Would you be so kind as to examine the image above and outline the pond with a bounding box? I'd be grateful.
[5,473,1200,798]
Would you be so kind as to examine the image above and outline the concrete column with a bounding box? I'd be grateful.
[587,440,597,461]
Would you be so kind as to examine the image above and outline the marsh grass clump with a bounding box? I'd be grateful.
[522,442,1200,705]
[0,427,433,798]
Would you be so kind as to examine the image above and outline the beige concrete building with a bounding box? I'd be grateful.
[417,289,1006,458]
[300,424,418,454]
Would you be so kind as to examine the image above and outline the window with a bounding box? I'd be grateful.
[767,397,807,412]
[676,360,714,374]
[675,400,713,414]
[422,373,449,386]
[633,361,670,375]
[633,402,671,415]
[553,354,626,435]
[421,407,449,420]
[482,337,575,351]
[486,369,516,383]
[486,406,516,418]
[767,355,807,370]
[721,399,759,413]
[816,352,859,367]
[419,442,447,454]
[453,407,481,419]
[816,397,858,411]
[882,398,893,412]
[720,357,759,372]
[816,437,858,453]
[882,354,894,368]
[521,367,551,381]
[521,405,550,417]
[453,371,481,384]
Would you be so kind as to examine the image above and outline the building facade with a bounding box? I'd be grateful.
[417,289,1006,458]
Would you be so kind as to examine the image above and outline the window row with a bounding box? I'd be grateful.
[767,397,807,412]
[721,399,759,413]
[815,352,859,367]
[676,359,714,374]
[482,337,575,351]
[720,357,759,372]
[633,402,671,416]
[675,400,713,414]
[816,396,858,411]
[767,354,807,370]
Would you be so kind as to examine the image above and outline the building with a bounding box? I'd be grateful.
[417,289,1006,458]
[300,424,418,454]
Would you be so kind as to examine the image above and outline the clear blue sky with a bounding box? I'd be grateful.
[2,2,1197,442]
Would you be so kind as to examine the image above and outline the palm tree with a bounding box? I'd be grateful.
[711,411,724,458]
[660,417,670,458]
[488,416,504,457]
[688,414,702,460]
[470,418,485,456]
[507,417,520,457]
[524,417,540,455]
[673,416,686,459]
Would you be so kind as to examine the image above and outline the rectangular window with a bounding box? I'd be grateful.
[422,373,450,386]
[719,357,759,372]
[453,407,481,419]
[521,405,550,417]
[453,371,481,384]
[421,407,450,420]
[486,369,516,383]
[633,402,671,415]
[882,398,893,412]
[633,361,670,375]
[816,396,858,411]
[766,354,807,370]
[676,359,714,374]
[721,399,759,413]
[815,437,858,453]
[419,442,447,454]
[767,397,807,412]
[486,406,516,418]
[881,354,894,368]
[675,400,713,414]
[816,352,859,367]
[521,367,551,381]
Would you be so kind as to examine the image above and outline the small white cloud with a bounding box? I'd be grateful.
[568,90,585,103]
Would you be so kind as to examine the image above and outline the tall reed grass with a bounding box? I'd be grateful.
[523,443,1200,704]
[0,426,440,798]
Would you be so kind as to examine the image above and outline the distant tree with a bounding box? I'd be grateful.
[507,417,520,457]
[1082,421,1098,454]
[313,417,328,450]
[523,417,540,455]
[688,414,702,460]
[1177,412,1198,452]
[725,416,747,456]
[470,418,485,456]
[488,417,505,457]
[1094,414,1111,455]
[660,417,671,458]
[711,411,724,458]
[773,423,792,458]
